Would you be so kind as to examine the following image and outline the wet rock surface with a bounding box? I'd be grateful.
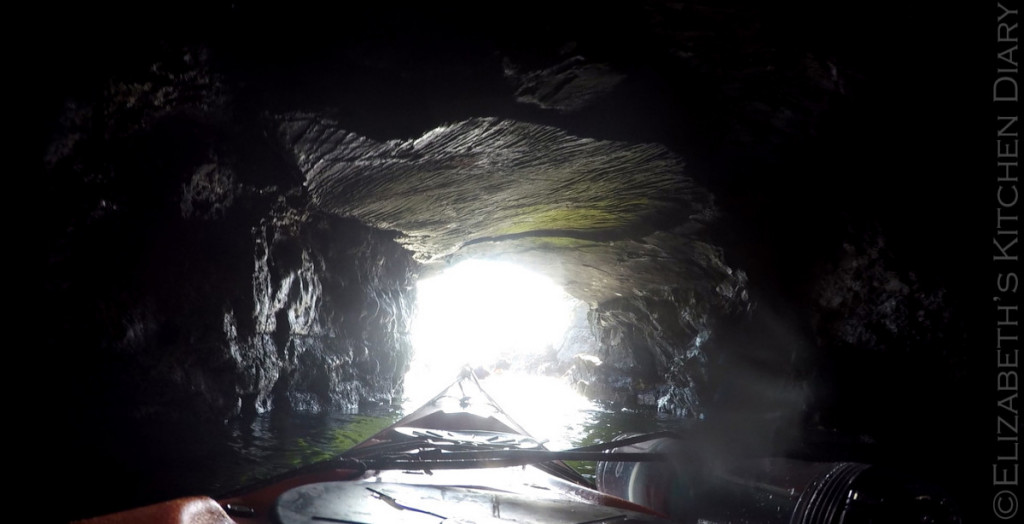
[504,55,626,113]
[44,46,419,426]
[37,1,989,520]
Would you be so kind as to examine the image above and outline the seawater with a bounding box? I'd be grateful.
[67,373,681,522]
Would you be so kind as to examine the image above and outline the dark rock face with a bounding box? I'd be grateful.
[239,205,417,416]
[546,268,751,414]
[813,231,952,355]
[503,55,626,112]
[806,227,969,441]
[279,115,707,269]
[46,54,419,426]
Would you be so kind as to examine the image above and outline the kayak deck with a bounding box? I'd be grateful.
[226,369,673,523]
[78,369,674,523]
[274,480,669,523]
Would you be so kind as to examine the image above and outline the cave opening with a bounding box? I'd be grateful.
[403,258,595,442]
[408,259,577,379]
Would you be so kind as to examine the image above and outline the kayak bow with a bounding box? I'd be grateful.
[77,368,675,524]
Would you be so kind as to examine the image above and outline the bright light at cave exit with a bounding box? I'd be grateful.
[404,259,593,445]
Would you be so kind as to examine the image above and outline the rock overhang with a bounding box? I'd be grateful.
[279,113,743,310]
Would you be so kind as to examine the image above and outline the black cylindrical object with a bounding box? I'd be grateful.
[596,435,962,523]
[595,433,698,521]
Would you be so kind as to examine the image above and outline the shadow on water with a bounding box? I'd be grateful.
[65,406,402,522]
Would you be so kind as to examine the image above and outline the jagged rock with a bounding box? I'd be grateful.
[47,76,418,426]
[278,114,712,271]
[181,162,238,220]
[504,55,625,112]
[813,231,951,353]
[805,226,967,438]
[555,302,602,366]
[252,208,417,414]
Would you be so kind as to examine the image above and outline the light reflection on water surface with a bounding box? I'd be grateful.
[77,373,680,522]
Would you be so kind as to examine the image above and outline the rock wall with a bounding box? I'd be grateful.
[235,204,417,416]
[45,46,418,430]
[568,266,751,415]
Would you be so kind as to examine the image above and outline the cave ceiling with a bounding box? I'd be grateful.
[231,0,847,308]
[38,0,976,336]
[280,113,733,306]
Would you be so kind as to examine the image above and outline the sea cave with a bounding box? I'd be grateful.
[37,2,1000,522]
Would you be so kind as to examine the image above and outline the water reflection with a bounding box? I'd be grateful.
[71,373,682,522]
[210,373,680,494]
[403,370,687,479]
[216,407,403,492]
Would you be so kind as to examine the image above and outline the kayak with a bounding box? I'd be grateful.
[76,368,676,523]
